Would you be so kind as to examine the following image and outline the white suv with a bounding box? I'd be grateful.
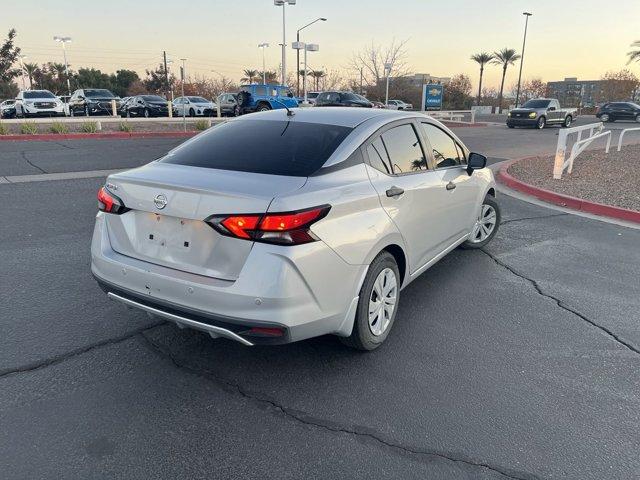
[173,96,216,117]
[15,90,65,118]
[387,100,413,110]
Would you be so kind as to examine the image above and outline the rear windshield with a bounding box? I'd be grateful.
[188,96,209,103]
[141,95,166,102]
[85,89,114,98]
[522,99,550,108]
[160,119,353,177]
[24,91,55,99]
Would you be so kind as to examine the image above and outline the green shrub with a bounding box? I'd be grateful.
[49,122,69,134]
[118,121,132,132]
[0,122,7,135]
[20,122,38,135]
[194,119,209,131]
[81,121,98,133]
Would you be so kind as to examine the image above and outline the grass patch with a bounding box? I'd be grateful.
[49,122,69,134]
[20,122,38,135]
[118,121,133,132]
[0,122,7,135]
[195,119,210,131]
[80,121,98,133]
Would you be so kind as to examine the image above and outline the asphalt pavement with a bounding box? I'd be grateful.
[1,127,639,479]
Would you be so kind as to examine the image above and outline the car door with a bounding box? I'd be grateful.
[364,121,459,273]
[173,97,183,116]
[547,99,560,122]
[419,121,483,240]
[619,103,634,121]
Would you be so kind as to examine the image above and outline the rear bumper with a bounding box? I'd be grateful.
[91,213,365,345]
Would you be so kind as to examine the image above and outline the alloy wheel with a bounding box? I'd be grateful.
[470,204,497,243]
[368,268,397,336]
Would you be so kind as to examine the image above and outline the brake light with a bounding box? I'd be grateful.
[97,186,129,214]
[207,205,330,245]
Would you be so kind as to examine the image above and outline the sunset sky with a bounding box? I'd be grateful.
[4,0,640,90]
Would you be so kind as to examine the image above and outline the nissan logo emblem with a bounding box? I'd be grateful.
[154,194,168,210]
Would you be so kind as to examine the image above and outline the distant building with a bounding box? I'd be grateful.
[403,73,451,86]
[546,77,604,107]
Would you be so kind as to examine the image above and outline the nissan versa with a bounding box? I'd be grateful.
[91,108,499,350]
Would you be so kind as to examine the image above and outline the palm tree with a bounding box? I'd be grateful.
[241,69,258,84]
[310,70,326,91]
[23,62,39,89]
[627,40,640,64]
[470,52,494,106]
[491,48,521,113]
[258,70,278,84]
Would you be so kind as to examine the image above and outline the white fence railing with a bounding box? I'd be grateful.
[427,110,476,124]
[617,127,640,151]
[553,122,611,179]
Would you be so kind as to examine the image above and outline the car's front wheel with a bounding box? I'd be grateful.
[257,103,271,112]
[600,113,611,122]
[536,116,546,129]
[563,115,572,128]
[635,114,640,123]
[461,196,500,249]
[340,251,400,351]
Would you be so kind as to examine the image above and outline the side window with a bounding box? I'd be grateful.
[328,93,340,102]
[421,123,464,168]
[366,137,392,175]
[380,124,427,174]
[255,86,267,96]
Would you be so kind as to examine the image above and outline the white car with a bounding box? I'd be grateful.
[173,96,216,117]
[92,108,499,350]
[15,90,65,118]
[387,100,413,111]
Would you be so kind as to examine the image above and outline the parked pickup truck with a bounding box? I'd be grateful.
[507,98,577,129]
[236,84,299,114]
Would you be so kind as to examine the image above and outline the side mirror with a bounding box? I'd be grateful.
[466,152,487,176]
[548,106,556,111]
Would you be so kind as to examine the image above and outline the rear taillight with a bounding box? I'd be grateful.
[97,186,129,214]
[207,205,330,245]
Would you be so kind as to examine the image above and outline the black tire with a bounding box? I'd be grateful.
[340,251,400,351]
[635,114,640,123]
[600,113,611,122]
[507,124,515,129]
[536,116,546,129]
[562,115,572,128]
[189,108,195,117]
[256,102,271,112]
[461,195,501,249]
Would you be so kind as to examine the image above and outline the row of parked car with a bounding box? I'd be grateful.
[0,85,414,119]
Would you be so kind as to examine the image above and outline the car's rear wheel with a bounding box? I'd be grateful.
[340,251,400,351]
[635,114,640,123]
[189,108,195,117]
[257,103,271,112]
[461,196,501,249]
[536,116,546,129]
[563,115,572,128]
[507,124,515,129]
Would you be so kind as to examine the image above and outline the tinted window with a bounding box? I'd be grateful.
[85,89,114,98]
[24,91,55,99]
[307,92,319,99]
[380,124,426,173]
[188,97,208,103]
[367,137,392,174]
[255,86,267,95]
[522,99,551,108]
[160,120,353,177]
[341,93,360,101]
[421,123,464,168]
[141,95,166,102]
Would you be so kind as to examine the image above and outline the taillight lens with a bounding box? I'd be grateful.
[97,186,129,214]
[207,205,330,245]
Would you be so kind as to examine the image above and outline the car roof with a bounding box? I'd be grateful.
[234,106,419,128]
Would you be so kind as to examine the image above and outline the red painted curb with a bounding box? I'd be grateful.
[498,158,640,224]
[0,131,199,142]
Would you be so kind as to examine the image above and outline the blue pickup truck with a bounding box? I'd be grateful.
[236,84,299,114]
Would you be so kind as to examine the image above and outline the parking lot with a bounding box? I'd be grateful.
[1,123,640,479]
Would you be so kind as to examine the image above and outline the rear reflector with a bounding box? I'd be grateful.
[247,327,285,337]
[207,205,330,246]
[97,186,129,214]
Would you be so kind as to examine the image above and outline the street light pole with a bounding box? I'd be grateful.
[295,17,327,96]
[384,63,392,107]
[258,43,269,84]
[274,0,296,86]
[515,12,532,108]
[53,35,72,95]
[180,58,186,132]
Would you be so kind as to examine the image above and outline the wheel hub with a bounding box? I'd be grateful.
[470,204,497,243]
[368,268,397,336]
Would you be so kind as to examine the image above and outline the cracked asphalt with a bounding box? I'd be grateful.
[1,130,639,479]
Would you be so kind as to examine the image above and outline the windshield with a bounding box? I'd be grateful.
[188,97,209,103]
[141,95,166,102]
[160,119,353,177]
[522,99,551,108]
[85,89,115,98]
[277,87,295,98]
[24,91,56,99]
[307,92,319,99]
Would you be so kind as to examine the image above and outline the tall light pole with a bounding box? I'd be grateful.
[296,17,326,95]
[384,63,392,107]
[53,35,72,95]
[292,42,319,103]
[18,54,27,90]
[515,12,532,108]
[274,0,296,86]
[180,58,186,132]
[258,43,269,84]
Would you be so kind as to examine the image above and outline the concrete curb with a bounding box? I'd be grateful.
[0,131,199,142]
[498,158,640,225]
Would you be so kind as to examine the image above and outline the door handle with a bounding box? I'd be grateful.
[446,181,456,191]
[386,186,404,198]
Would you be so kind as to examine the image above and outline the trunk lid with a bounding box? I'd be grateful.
[103,162,306,280]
